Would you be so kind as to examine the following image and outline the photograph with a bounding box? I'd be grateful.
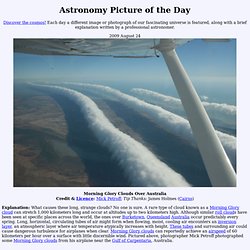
[13,39,236,187]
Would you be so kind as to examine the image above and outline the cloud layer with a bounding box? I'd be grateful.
[31,84,190,187]
[67,83,236,165]
[131,88,236,126]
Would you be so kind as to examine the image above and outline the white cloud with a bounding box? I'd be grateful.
[66,83,236,165]
[30,83,190,187]
[200,95,209,101]
[131,88,236,116]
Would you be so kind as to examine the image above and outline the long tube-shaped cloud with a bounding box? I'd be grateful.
[130,88,236,164]
[31,84,190,187]
[66,83,235,165]
[131,88,236,129]
[131,88,236,116]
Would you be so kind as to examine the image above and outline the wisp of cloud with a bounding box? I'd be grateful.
[30,83,190,187]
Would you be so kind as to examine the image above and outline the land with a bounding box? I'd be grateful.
[14,84,89,187]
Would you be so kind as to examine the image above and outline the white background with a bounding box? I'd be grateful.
[0,0,249,249]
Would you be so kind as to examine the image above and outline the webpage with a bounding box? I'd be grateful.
[0,0,249,249]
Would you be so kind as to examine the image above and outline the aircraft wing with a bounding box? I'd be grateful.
[14,39,190,57]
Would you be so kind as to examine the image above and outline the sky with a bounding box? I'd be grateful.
[14,39,236,103]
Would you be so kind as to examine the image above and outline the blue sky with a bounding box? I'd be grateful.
[14,39,236,103]
[177,39,236,83]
